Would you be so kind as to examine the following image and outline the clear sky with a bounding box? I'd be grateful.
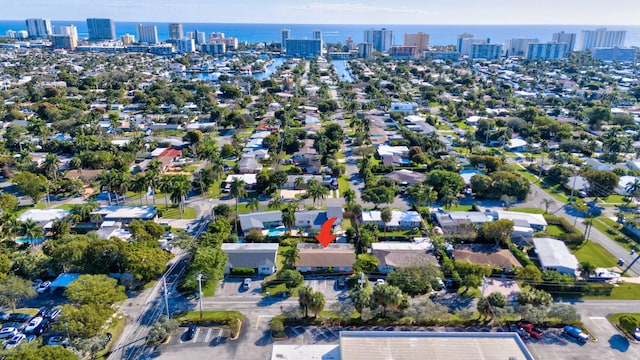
[2,0,639,24]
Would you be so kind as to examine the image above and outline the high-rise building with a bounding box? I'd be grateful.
[209,32,225,41]
[506,38,538,57]
[345,37,355,50]
[458,35,486,57]
[591,47,638,63]
[552,31,576,52]
[25,18,52,39]
[364,28,393,52]
[577,28,626,51]
[50,35,77,50]
[188,30,206,45]
[389,46,418,59]
[175,39,195,53]
[456,33,473,52]
[121,34,135,45]
[526,43,569,60]
[281,28,291,50]
[312,30,322,40]
[471,44,502,60]
[358,43,373,58]
[136,24,159,44]
[285,39,322,58]
[87,18,115,41]
[404,32,430,52]
[168,23,183,40]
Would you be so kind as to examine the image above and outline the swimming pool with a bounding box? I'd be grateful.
[15,238,43,245]
[267,228,286,237]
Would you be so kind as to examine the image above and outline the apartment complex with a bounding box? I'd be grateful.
[471,43,502,60]
[364,28,393,52]
[527,43,569,60]
[87,18,115,41]
[136,24,159,44]
[25,18,52,39]
[578,28,626,51]
[552,31,576,52]
[168,23,183,40]
[404,32,430,52]
[285,39,322,58]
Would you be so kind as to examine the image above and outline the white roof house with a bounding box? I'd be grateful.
[532,237,579,276]
[377,145,409,157]
[361,210,422,230]
[493,210,547,231]
[616,175,638,195]
[225,174,257,186]
[504,138,528,151]
[18,209,71,223]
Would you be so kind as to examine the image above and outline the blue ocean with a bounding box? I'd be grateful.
[1,20,639,47]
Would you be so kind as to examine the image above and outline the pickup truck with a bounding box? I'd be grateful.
[564,325,589,343]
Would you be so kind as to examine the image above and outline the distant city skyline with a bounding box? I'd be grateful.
[2,0,639,25]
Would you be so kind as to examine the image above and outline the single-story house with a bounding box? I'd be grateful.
[504,138,528,152]
[95,221,132,241]
[377,145,410,158]
[221,243,279,275]
[296,243,355,273]
[385,169,427,185]
[390,102,418,114]
[239,211,283,233]
[617,175,638,195]
[583,158,611,171]
[451,244,521,269]
[238,157,263,174]
[565,175,589,192]
[284,175,325,189]
[64,169,102,183]
[460,169,485,185]
[466,116,482,126]
[371,242,438,273]
[489,210,547,232]
[91,206,157,224]
[295,205,343,231]
[18,209,71,229]
[434,211,492,233]
[225,174,258,187]
[361,210,422,230]
[532,237,578,276]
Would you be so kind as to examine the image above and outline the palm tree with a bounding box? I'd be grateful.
[441,190,459,210]
[169,175,191,218]
[247,197,260,212]
[298,285,313,318]
[42,153,61,181]
[229,178,247,235]
[97,170,116,205]
[578,261,596,279]
[210,154,225,185]
[294,176,306,190]
[282,246,299,269]
[21,219,43,246]
[625,179,640,201]
[381,207,392,233]
[131,173,148,206]
[308,291,326,318]
[268,196,284,210]
[282,203,297,236]
[158,175,173,209]
[540,198,554,214]
[112,171,130,205]
[307,183,329,207]
[147,159,163,205]
[343,189,355,204]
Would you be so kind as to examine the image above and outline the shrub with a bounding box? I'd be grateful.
[230,268,255,276]
[509,243,533,266]
[270,318,285,338]
[619,315,638,335]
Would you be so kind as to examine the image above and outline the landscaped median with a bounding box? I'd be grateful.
[608,313,640,342]
[175,310,244,340]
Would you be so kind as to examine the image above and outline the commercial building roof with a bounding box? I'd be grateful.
[532,237,579,272]
[271,345,340,360]
[339,331,533,360]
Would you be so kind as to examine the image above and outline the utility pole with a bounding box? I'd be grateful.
[197,273,204,319]
[162,276,170,318]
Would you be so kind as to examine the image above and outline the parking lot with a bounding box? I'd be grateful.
[215,277,265,297]
[304,278,348,300]
[164,326,229,348]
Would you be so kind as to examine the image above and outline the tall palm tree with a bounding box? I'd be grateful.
[282,203,297,236]
[381,207,392,233]
[229,178,247,235]
[169,175,191,218]
[210,154,225,185]
[131,173,149,206]
[147,159,163,205]
[97,170,115,205]
[158,175,173,209]
[626,179,640,201]
[268,195,284,210]
[298,285,313,318]
[112,170,130,205]
[42,153,61,181]
[307,183,329,207]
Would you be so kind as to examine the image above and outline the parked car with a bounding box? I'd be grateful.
[375,279,386,286]
[433,277,445,291]
[7,313,30,323]
[3,334,26,349]
[37,307,49,317]
[0,312,9,321]
[184,324,196,341]
[564,325,589,343]
[47,334,70,347]
[242,278,252,290]
[510,323,529,339]
[46,308,61,321]
[617,258,626,266]
[0,327,18,339]
[336,277,346,289]
[634,327,640,341]
[24,316,43,334]
[32,279,43,289]
[36,280,51,294]
[517,322,544,339]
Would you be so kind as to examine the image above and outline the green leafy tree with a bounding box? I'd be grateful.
[360,184,396,208]
[229,178,247,234]
[65,274,126,307]
[0,275,37,312]
[12,172,48,203]
[276,269,303,289]
[386,265,441,296]
[583,170,619,198]
[371,284,405,317]
[480,219,515,245]
[517,286,553,307]
[351,287,372,315]
[353,254,378,273]
[308,291,326,318]
[547,303,580,323]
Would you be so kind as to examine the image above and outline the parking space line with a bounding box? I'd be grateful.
[326,328,337,338]
[192,328,200,343]
[204,328,212,343]
[256,315,274,330]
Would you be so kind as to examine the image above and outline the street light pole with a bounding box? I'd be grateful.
[162,276,170,318]
[197,273,203,319]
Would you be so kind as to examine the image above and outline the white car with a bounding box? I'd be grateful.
[48,334,70,347]
[634,327,640,341]
[24,316,43,334]
[36,281,51,294]
[4,334,26,349]
[375,279,386,286]
[0,327,17,339]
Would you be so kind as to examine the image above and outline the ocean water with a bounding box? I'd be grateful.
[1,21,639,47]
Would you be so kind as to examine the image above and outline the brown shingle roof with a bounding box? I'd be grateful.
[452,245,521,268]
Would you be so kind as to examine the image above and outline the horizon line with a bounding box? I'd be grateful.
[0,19,636,27]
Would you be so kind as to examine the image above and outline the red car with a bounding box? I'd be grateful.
[518,322,544,339]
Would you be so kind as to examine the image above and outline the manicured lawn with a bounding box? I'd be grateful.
[583,282,640,300]
[591,218,635,251]
[341,217,353,230]
[95,312,126,359]
[445,204,473,211]
[176,310,243,323]
[202,281,217,297]
[602,195,626,204]
[510,208,545,214]
[545,224,566,237]
[608,313,640,337]
[55,204,75,210]
[572,241,618,268]
[156,204,196,219]
[339,176,351,193]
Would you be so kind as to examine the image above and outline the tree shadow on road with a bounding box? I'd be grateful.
[609,334,630,352]
[254,329,274,346]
